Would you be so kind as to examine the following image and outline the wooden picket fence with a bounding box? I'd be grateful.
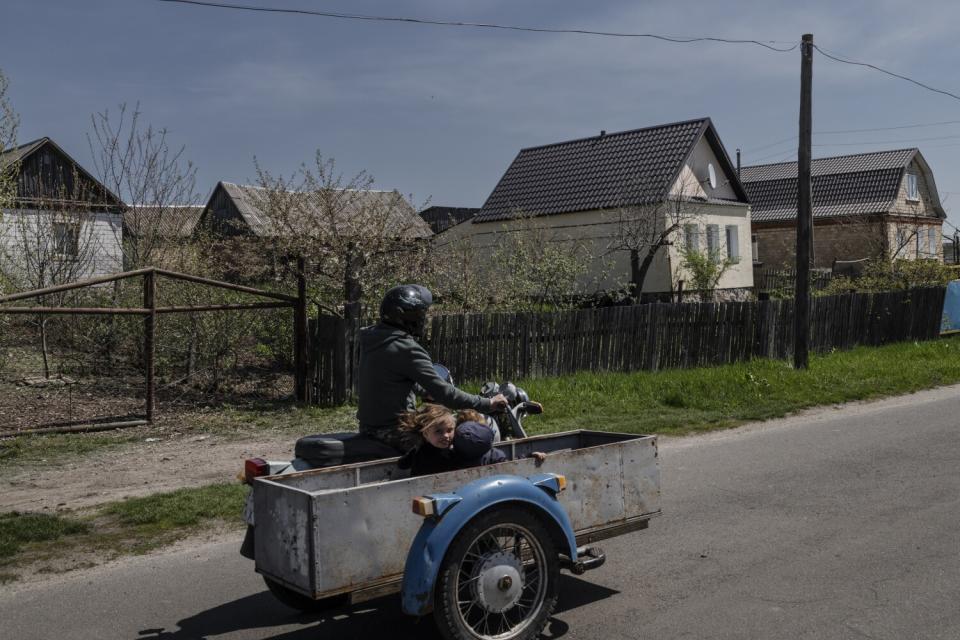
[310,287,946,406]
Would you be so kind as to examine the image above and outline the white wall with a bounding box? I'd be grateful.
[437,200,752,294]
[0,208,124,285]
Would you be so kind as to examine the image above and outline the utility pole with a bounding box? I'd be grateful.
[794,33,814,369]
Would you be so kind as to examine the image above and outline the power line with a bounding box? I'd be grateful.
[813,44,960,103]
[155,0,800,51]
[812,133,960,147]
[746,135,798,153]
[746,119,960,153]
[818,119,960,134]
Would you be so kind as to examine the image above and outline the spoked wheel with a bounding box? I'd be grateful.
[435,507,559,640]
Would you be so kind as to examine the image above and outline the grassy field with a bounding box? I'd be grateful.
[3,335,960,580]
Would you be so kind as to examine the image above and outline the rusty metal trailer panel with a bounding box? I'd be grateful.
[253,430,660,600]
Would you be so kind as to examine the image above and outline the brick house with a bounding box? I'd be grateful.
[741,148,946,270]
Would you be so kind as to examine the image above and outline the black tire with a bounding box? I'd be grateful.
[263,576,350,613]
[434,506,560,640]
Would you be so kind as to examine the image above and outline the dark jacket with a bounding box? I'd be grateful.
[398,421,506,477]
[357,323,492,434]
[397,443,458,476]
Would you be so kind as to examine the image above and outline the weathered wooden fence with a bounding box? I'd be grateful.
[311,287,946,406]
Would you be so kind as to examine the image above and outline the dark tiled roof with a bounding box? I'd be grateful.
[739,148,917,182]
[419,206,478,233]
[741,149,923,223]
[475,118,735,223]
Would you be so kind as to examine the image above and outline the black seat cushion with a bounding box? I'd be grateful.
[295,433,401,467]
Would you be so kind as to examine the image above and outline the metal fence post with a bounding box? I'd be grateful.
[294,256,309,403]
[144,269,156,423]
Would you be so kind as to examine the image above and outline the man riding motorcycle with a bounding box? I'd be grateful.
[357,284,508,452]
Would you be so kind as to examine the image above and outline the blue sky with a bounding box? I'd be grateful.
[5,0,960,231]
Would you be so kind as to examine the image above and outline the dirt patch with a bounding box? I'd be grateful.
[1,431,298,513]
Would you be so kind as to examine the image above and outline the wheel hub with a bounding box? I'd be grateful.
[474,551,524,613]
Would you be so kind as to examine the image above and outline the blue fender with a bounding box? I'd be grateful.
[400,473,577,616]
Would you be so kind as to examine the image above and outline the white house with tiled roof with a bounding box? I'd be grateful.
[441,118,754,299]
[741,148,946,269]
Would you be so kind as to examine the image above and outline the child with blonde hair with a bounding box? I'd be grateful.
[397,404,508,476]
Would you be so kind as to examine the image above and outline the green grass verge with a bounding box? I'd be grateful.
[0,432,144,464]
[517,336,960,436]
[0,483,249,581]
[0,512,90,559]
[101,483,248,531]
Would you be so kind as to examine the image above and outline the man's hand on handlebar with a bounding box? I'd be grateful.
[488,393,509,412]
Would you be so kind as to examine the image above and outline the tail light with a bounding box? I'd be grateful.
[244,458,269,485]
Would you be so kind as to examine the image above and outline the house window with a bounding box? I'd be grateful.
[725,225,740,263]
[928,227,938,257]
[54,221,80,257]
[895,228,908,257]
[684,224,700,252]
[752,233,759,262]
[706,224,720,260]
[906,174,919,201]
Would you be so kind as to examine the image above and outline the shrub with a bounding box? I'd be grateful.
[820,258,953,295]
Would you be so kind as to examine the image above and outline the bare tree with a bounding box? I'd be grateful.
[429,209,601,312]
[608,174,705,300]
[87,103,200,271]
[246,152,431,317]
[0,69,18,215]
[0,174,103,377]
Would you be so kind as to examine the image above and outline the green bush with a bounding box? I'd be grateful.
[820,258,953,296]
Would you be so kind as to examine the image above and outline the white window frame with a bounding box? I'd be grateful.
[684,223,700,252]
[751,233,759,263]
[906,173,919,201]
[895,228,908,257]
[706,224,720,261]
[927,227,937,258]
[725,225,740,263]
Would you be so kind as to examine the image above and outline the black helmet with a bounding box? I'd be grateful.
[380,284,433,337]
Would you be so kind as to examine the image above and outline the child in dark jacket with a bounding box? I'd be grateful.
[397,405,510,477]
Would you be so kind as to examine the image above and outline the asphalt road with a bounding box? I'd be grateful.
[3,386,959,640]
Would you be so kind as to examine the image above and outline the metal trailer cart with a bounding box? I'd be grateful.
[250,430,661,640]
